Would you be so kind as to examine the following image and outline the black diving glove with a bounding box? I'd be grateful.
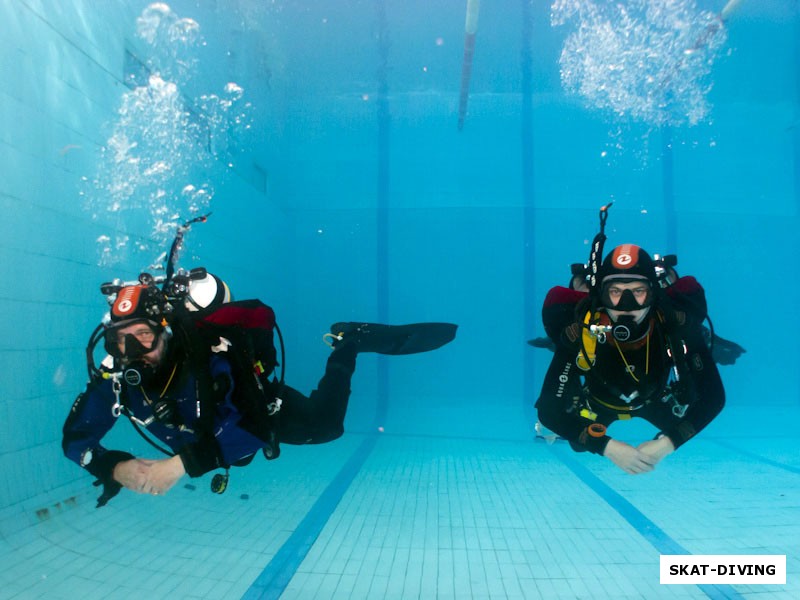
[85,450,135,508]
[93,478,123,508]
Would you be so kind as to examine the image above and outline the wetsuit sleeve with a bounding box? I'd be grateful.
[660,322,725,449]
[535,348,611,455]
[178,355,269,477]
[62,380,128,473]
[62,380,135,506]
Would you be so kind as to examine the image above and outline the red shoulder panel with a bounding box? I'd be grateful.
[199,300,275,330]
[666,276,703,297]
[543,286,587,309]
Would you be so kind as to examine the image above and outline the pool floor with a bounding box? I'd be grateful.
[1,405,797,599]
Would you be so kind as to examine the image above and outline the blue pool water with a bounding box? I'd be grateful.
[1,0,798,598]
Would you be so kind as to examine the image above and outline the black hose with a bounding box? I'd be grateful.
[85,323,106,381]
[165,213,211,285]
[274,321,286,385]
[127,415,176,457]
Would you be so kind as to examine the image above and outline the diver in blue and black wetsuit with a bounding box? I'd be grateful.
[64,271,457,507]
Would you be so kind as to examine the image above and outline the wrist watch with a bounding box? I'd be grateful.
[80,448,94,468]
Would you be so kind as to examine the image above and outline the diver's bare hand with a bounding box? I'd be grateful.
[603,439,656,474]
[113,458,155,493]
[637,435,675,465]
[142,456,186,496]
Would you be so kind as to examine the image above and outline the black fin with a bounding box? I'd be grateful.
[527,337,556,352]
[711,334,746,366]
[330,322,458,355]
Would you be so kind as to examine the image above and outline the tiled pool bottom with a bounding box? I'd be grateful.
[1,406,797,599]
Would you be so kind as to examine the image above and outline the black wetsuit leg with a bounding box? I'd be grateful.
[277,343,357,445]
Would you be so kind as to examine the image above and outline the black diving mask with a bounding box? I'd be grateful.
[104,330,160,386]
[601,281,652,312]
[614,288,648,311]
[103,321,162,360]
[106,326,172,387]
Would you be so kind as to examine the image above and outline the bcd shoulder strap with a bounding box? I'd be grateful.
[665,276,708,324]
[182,300,282,453]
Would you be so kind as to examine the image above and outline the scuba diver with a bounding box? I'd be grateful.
[534,204,726,474]
[63,217,457,507]
[527,268,745,366]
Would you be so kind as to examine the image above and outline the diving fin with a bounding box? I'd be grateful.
[326,322,457,355]
[527,337,555,351]
[711,334,746,366]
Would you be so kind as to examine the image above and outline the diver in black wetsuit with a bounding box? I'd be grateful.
[534,215,725,474]
[527,267,745,366]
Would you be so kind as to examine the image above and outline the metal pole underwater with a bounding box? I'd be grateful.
[375,0,391,428]
[660,125,678,255]
[792,0,800,196]
[520,0,538,427]
[457,0,480,131]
